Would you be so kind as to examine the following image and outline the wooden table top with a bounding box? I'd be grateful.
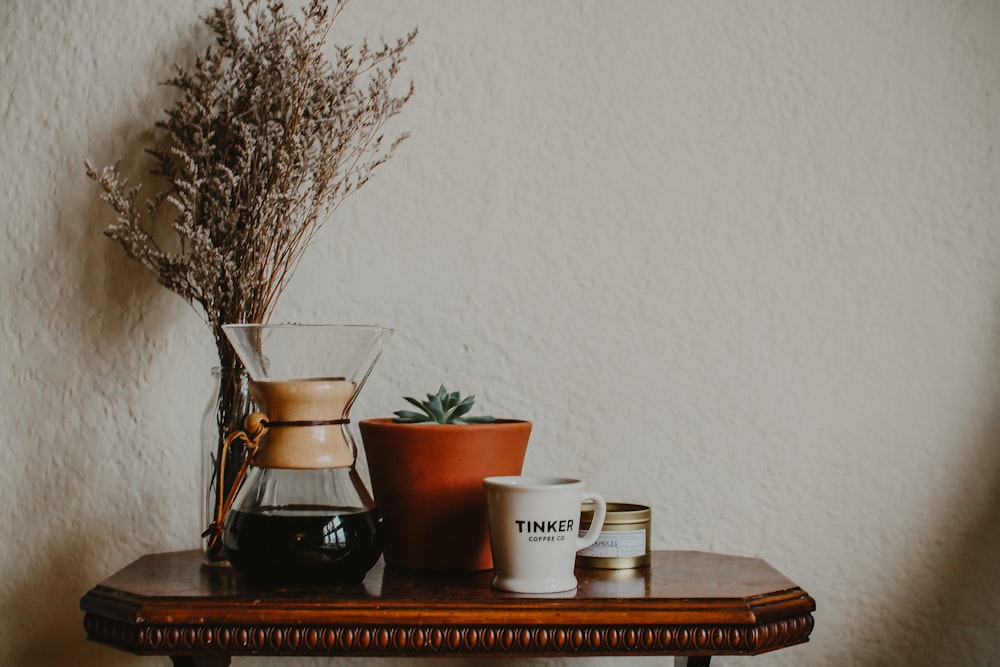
[81,549,815,658]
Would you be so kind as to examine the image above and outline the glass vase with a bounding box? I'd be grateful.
[201,366,253,566]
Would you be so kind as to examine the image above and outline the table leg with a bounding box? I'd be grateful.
[170,657,231,667]
[673,657,711,666]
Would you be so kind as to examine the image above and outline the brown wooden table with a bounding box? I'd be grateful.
[80,550,815,666]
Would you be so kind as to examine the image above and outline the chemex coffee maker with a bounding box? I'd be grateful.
[204,324,392,586]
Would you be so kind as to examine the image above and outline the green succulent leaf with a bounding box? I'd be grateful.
[446,395,476,421]
[426,391,446,422]
[403,396,426,410]
[392,410,431,423]
[464,415,497,423]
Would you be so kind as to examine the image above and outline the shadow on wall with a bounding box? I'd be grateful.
[1,23,212,667]
[3,529,139,667]
[832,365,1000,663]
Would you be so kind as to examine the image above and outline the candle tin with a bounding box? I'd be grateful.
[576,502,651,569]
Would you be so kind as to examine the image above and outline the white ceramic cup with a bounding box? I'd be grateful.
[484,476,607,593]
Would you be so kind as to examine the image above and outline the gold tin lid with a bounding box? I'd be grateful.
[580,502,651,526]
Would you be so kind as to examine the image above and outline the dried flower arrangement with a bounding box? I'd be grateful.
[85,0,415,560]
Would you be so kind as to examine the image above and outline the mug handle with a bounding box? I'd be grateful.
[576,491,607,551]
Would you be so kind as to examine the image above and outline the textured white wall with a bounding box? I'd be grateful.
[2,0,999,665]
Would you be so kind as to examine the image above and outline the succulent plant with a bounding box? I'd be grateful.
[393,385,496,424]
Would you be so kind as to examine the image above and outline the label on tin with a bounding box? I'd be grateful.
[578,529,646,558]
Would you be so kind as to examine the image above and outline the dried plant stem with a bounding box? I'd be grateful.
[86,0,415,560]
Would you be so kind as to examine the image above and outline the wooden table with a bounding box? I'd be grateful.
[80,550,815,666]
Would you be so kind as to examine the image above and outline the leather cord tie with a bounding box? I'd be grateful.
[202,413,269,551]
[263,418,349,427]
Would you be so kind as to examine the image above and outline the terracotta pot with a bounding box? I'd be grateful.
[359,418,531,572]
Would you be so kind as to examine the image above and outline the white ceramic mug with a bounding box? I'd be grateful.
[484,476,607,593]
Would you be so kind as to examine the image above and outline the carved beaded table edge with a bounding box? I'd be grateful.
[80,549,815,666]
